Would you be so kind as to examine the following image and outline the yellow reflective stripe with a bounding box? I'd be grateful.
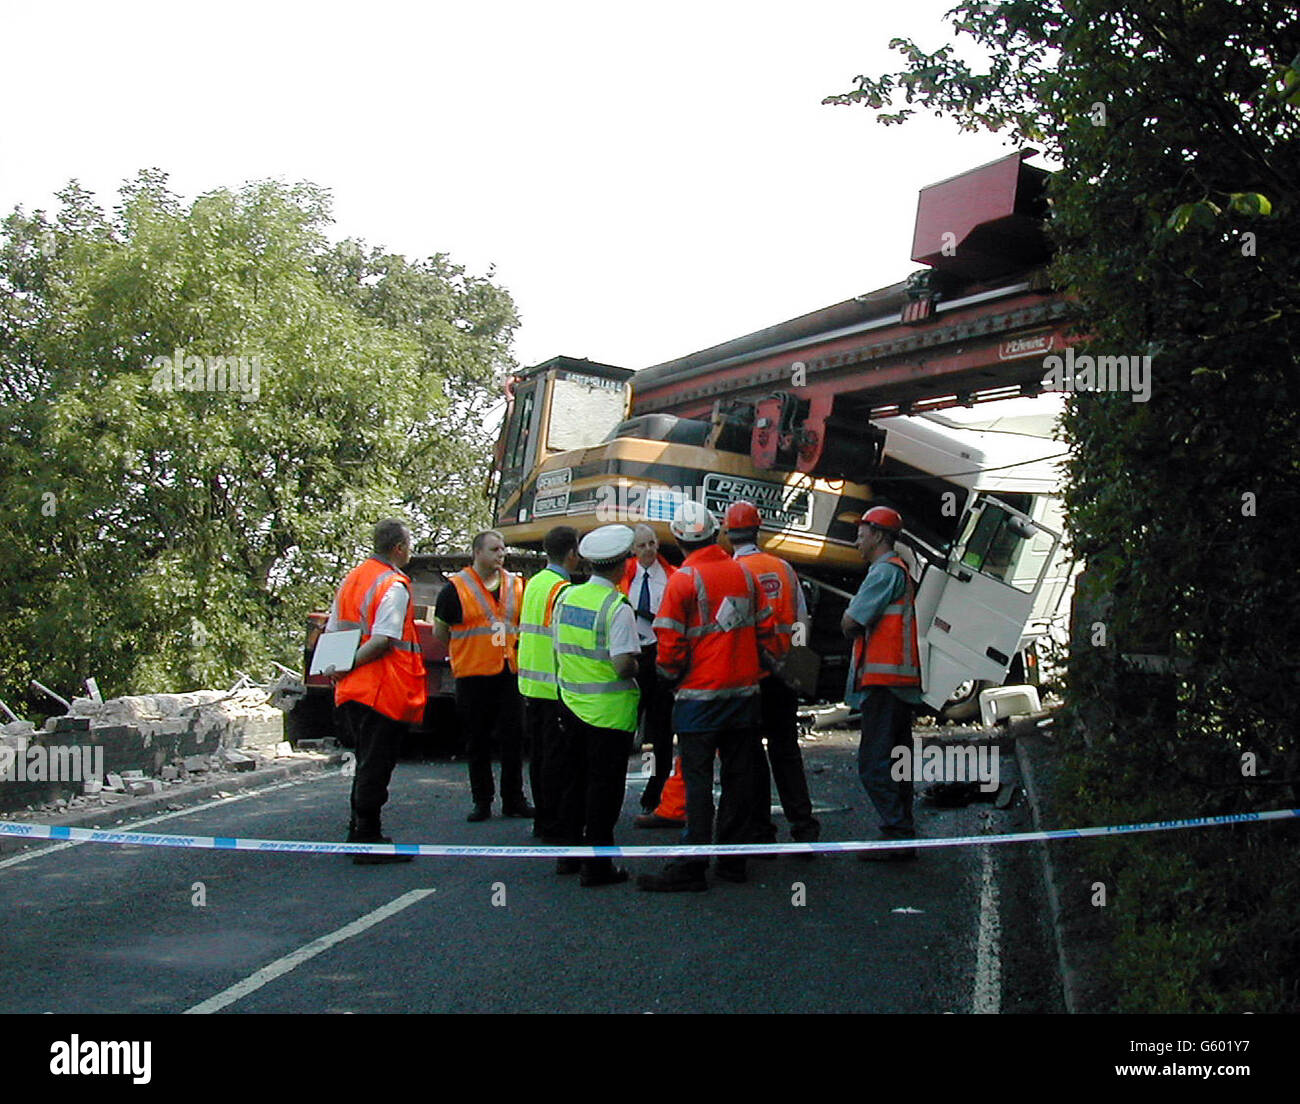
[456,569,498,621]
[555,641,612,661]
[360,570,398,625]
[690,567,710,623]
[594,588,620,650]
[503,569,520,624]
[560,678,638,694]
[517,668,558,684]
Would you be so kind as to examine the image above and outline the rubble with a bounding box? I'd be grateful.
[66,689,284,751]
[1,720,36,736]
[218,748,257,773]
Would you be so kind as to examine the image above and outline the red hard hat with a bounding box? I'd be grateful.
[861,506,903,533]
[724,501,762,530]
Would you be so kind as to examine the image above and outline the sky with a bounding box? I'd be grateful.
[1,0,1028,373]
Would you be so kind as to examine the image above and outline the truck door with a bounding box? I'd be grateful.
[914,494,1061,710]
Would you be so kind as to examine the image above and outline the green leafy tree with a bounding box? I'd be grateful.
[0,173,517,705]
[828,1,1299,1010]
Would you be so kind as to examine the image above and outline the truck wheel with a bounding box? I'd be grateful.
[940,679,991,723]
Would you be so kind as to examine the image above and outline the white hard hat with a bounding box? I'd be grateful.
[670,500,718,543]
[579,524,635,567]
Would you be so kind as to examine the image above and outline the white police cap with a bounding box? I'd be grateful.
[579,524,635,567]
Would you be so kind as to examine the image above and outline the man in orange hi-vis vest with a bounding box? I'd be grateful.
[433,529,533,823]
[841,506,923,862]
[637,501,783,893]
[327,519,427,864]
[724,501,821,847]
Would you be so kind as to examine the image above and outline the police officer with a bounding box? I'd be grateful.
[841,506,923,861]
[723,501,821,847]
[638,502,782,892]
[552,524,641,888]
[517,526,580,841]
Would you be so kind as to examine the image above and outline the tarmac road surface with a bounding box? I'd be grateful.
[0,728,1061,1014]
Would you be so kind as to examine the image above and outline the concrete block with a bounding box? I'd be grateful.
[274,741,293,758]
[219,748,257,772]
[183,755,211,773]
[105,773,125,792]
[83,779,103,795]
[120,769,145,780]
[160,765,180,781]
[50,716,91,733]
[128,779,163,796]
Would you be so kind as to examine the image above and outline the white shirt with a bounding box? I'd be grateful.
[588,574,641,658]
[628,558,669,645]
[326,561,410,639]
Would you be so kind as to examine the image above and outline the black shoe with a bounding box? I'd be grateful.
[555,858,582,875]
[713,862,748,883]
[503,800,536,818]
[790,821,822,844]
[637,870,708,893]
[467,803,491,823]
[347,834,415,865]
[634,812,686,829]
[580,864,630,888]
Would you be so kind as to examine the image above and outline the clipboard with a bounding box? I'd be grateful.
[310,629,362,675]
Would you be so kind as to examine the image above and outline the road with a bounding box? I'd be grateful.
[0,728,1061,1014]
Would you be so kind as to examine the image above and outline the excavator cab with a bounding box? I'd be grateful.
[492,356,634,527]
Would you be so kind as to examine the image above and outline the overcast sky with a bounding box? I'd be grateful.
[2,0,1028,373]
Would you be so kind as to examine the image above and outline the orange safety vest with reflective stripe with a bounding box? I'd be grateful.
[849,553,921,689]
[653,544,778,701]
[333,557,427,724]
[735,549,800,678]
[448,567,524,678]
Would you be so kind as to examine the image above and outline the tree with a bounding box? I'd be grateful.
[827,1,1300,1010]
[0,172,517,705]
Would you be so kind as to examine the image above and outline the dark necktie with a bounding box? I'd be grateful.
[637,571,652,620]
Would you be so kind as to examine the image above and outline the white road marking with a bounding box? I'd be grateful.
[0,773,336,873]
[972,842,1001,1014]
[184,888,437,1014]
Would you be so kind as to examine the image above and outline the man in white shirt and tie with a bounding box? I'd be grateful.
[620,523,676,813]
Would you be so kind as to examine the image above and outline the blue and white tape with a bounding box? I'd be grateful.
[0,808,1296,858]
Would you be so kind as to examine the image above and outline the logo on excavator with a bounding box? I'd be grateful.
[702,475,812,532]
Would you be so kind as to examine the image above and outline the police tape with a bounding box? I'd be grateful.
[0,808,1296,858]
